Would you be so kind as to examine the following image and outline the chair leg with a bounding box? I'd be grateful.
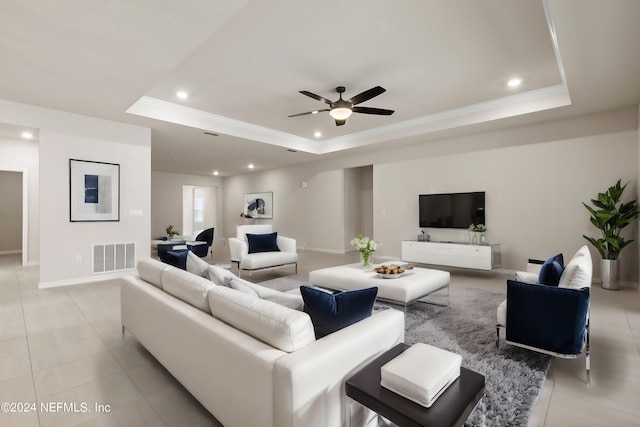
[585,320,591,385]
[495,325,500,349]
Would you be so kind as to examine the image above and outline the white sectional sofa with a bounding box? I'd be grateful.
[121,258,405,427]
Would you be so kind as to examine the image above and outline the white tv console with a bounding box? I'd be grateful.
[401,241,501,271]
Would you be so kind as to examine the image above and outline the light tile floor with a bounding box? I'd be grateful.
[0,248,639,426]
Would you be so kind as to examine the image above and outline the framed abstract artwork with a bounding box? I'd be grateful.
[243,191,273,219]
[70,159,120,222]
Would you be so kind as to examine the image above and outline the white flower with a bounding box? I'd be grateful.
[351,234,381,255]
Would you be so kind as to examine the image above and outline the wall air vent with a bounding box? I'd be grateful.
[93,243,136,274]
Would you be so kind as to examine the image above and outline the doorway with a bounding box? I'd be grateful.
[182,185,217,238]
[0,170,28,265]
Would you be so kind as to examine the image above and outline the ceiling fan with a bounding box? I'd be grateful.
[288,86,394,126]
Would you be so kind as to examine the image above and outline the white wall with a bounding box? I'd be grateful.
[151,171,222,239]
[222,107,640,283]
[0,99,152,286]
[0,136,39,264]
[375,129,637,281]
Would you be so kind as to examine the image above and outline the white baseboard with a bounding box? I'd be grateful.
[0,250,22,255]
[301,247,347,254]
[39,269,136,289]
[591,278,638,289]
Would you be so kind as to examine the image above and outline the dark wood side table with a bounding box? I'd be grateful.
[346,343,485,427]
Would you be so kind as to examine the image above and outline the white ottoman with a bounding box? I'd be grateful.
[381,343,461,408]
[308,263,450,308]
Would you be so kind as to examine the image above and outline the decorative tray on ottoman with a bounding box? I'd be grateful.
[380,343,461,408]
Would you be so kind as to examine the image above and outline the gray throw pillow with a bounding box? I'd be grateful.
[229,279,260,297]
[186,251,210,278]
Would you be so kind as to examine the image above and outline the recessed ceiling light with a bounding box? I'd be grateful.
[176,91,189,99]
[21,131,33,139]
[314,131,322,138]
[213,171,219,176]
[507,78,522,88]
[248,164,254,169]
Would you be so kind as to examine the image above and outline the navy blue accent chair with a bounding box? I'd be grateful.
[190,228,214,258]
[505,280,590,355]
[496,246,592,384]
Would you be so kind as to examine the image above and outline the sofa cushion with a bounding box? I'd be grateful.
[247,232,281,254]
[559,245,592,289]
[137,258,169,289]
[538,253,564,286]
[207,265,236,287]
[496,299,507,327]
[186,251,210,278]
[162,266,217,313]
[208,286,315,352]
[300,286,378,339]
[514,271,538,284]
[241,252,298,270]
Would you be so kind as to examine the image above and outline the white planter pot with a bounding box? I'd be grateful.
[601,259,620,290]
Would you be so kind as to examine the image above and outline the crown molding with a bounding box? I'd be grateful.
[317,83,571,154]
[127,96,321,154]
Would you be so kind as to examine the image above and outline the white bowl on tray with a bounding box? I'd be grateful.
[376,271,406,279]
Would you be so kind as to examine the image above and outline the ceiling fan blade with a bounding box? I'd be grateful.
[335,119,346,126]
[347,86,386,105]
[352,106,395,115]
[288,109,329,118]
[300,90,333,104]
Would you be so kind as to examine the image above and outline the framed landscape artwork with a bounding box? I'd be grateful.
[243,191,273,219]
[70,159,120,222]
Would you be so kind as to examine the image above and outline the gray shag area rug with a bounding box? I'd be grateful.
[258,274,551,427]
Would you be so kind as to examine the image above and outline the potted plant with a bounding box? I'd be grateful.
[583,179,640,290]
[468,223,488,245]
[165,225,180,240]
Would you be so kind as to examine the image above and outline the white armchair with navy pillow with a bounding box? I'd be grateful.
[496,245,592,383]
[228,224,298,277]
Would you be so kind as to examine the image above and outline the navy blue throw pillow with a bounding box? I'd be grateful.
[300,286,378,339]
[247,232,280,254]
[538,253,564,286]
[163,250,188,270]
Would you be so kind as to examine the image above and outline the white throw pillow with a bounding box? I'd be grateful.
[558,245,592,289]
[229,278,304,310]
[208,265,236,287]
[208,286,315,352]
[186,251,210,278]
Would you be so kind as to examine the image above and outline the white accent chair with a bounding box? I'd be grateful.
[229,224,298,277]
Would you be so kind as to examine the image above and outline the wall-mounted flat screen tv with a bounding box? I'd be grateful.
[419,192,485,229]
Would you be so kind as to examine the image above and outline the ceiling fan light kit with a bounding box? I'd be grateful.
[329,107,352,120]
[289,85,394,126]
